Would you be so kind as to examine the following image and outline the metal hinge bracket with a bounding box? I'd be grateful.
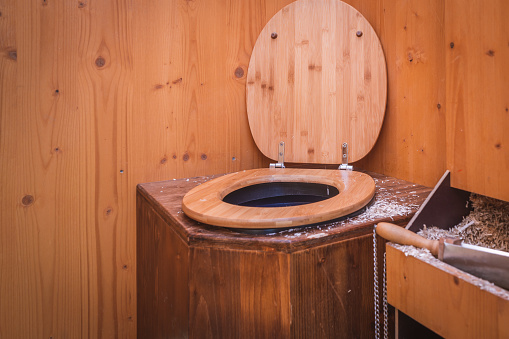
[338,142,353,170]
[270,141,286,168]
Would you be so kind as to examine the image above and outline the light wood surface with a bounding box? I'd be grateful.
[446,0,509,202]
[354,0,447,187]
[182,168,375,228]
[247,0,387,163]
[387,244,509,339]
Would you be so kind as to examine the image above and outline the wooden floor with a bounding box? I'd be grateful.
[137,171,430,338]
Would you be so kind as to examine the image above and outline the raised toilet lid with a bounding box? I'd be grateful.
[182,168,375,229]
[247,0,387,164]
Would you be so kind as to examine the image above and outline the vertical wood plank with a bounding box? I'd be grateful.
[0,0,87,337]
[189,247,291,338]
[291,235,376,338]
[78,0,135,337]
[446,0,509,202]
[355,0,446,188]
[136,194,189,339]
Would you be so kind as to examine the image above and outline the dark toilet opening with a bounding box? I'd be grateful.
[222,182,339,208]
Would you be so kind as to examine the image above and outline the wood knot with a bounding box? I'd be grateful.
[105,207,113,216]
[8,50,17,61]
[495,142,501,149]
[200,154,207,160]
[234,67,244,78]
[319,257,326,264]
[95,57,105,68]
[122,264,128,270]
[182,153,189,161]
[22,195,34,206]
[450,42,454,49]
[78,1,86,8]
[486,49,495,57]
[172,154,177,159]
[453,276,460,285]
[160,157,167,164]
[437,103,441,109]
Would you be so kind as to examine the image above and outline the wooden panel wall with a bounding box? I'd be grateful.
[446,0,509,202]
[0,0,449,337]
[354,0,446,185]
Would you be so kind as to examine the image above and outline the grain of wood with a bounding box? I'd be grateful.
[137,195,189,338]
[137,173,429,338]
[355,0,447,187]
[445,0,509,202]
[0,0,476,337]
[182,168,375,228]
[247,0,387,164]
[387,244,509,339]
[188,247,291,338]
[1,0,290,337]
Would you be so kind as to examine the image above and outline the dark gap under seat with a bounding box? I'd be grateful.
[222,182,340,208]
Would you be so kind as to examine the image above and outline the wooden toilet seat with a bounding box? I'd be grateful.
[182,0,387,229]
[182,168,375,229]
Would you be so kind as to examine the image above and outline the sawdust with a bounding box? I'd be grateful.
[392,194,509,297]
[274,181,421,238]
[418,194,509,252]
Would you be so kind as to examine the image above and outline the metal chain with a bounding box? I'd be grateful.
[383,252,388,339]
[373,227,380,339]
[374,225,388,339]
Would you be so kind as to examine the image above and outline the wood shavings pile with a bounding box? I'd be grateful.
[350,191,418,223]
[271,189,420,238]
[418,194,509,252]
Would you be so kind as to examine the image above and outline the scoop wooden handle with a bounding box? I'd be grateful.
[376,222,439,256]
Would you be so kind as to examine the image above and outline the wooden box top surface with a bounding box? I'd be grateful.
[137,170,430,252]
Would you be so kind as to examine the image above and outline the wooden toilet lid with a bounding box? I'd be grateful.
[247,0,387,164]
[182,168,375,229]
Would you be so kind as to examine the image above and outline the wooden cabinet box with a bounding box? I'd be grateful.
[136,171,430,338]
[387,244,509,338]
[385,172,509,338]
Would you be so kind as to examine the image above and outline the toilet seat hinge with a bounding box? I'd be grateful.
[339,142,353,170]
[270,141,286,168]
